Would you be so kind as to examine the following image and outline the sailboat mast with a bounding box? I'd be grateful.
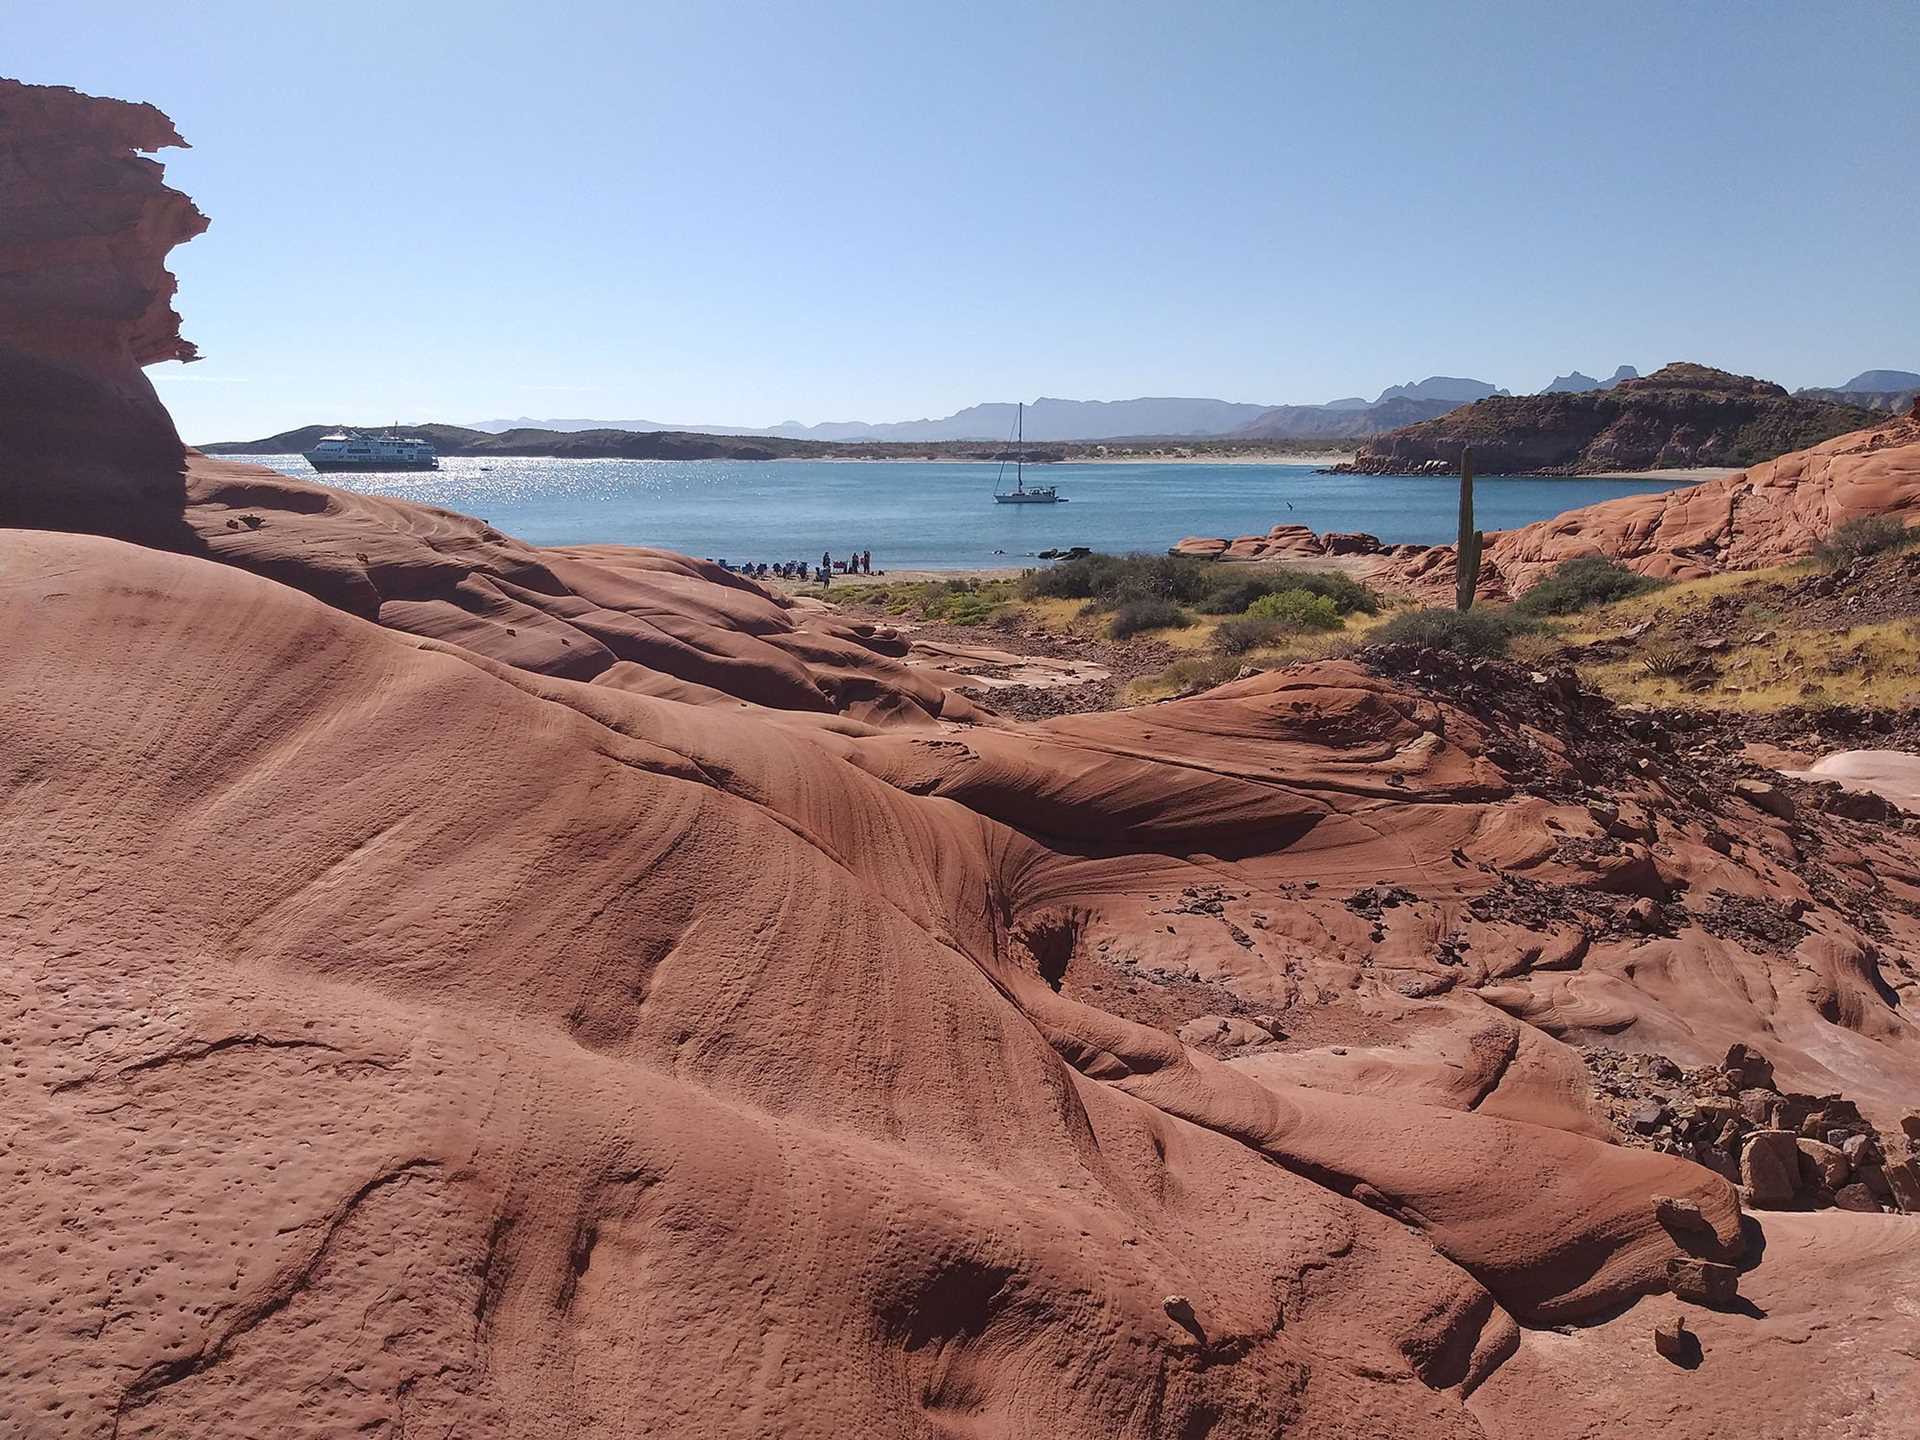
[1016,402,1023,493]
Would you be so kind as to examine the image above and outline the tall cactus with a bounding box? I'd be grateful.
[1456,446,1483,611]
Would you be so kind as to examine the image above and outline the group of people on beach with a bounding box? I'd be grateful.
[819,549,871,584]
[712,549,875,584]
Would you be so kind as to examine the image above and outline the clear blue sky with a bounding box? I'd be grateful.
[14,1,1919,441]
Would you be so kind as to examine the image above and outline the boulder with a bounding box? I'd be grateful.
[1884,1159,1920,1213]
[1741,1130,1801,1207]
[1695,1096,1741,1126]
[1832,1184,1882,1213]
[1796,1138,1850,1190]
[1859,1163,1893,1201]
[1841,1133,1877,1168]
[1321,531,1385,556]
[1723,1043,1776,1090]
[1902,1114,1920,1142]
[1738,1090,1776,1126]
[1734,778,1795,819]
[1666,1257,1740,1307]
[1812,1098,1858,1136]
[1823,786,1898,822]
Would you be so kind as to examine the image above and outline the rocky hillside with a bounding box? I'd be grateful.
[1338,363,1882,475]
[200,421,860,462]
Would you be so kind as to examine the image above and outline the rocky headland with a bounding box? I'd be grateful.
[6,78,1920,1440]
[1335,362,1883,476]
[1181,402,1920,601]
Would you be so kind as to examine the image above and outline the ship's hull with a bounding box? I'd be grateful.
[305,457,440,472]
[993,492,1062,503]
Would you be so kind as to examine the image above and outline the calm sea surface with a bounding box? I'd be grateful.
[241,456,1687,571]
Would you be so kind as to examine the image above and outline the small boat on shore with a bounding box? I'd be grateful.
[992,402,1065,504]
[304,429,439,472]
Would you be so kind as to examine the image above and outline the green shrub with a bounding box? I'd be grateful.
[938,594,997,626]
[1214,617,1285,655]
[919,580,1000,625]
[861,577,1013,625]
[1514,556,1661,616]
[1109,597,1193,638]
[1024,552,1210,606]
[1197,568,1381,617]
[1372,606,1529,657]
[1811,516,1916,569]
[1245,589,1343,630]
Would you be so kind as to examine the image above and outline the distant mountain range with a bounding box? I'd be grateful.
[1541,365,1640,394]
[1373,376,1510,405]
[218,365,1911,456]
[464,379,1528,446]
[468,396,1286,443]
[1834,369,1920,393]
[1794,369,1920,413]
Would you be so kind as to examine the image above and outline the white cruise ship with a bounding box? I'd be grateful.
[303,430,439,472]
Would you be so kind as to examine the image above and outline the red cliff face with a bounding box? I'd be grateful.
[0,78,207,538]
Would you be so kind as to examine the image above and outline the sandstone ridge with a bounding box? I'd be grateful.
[1177,407,1920,600]
[7,78,1920,1439]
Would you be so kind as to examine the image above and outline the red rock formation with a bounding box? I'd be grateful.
[1469,414,1920,592]
[0,79,208,541]
[7,79,1920,1439]
[1179,417,1920,602]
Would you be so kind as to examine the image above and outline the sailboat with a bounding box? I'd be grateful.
[992,402,1065,503]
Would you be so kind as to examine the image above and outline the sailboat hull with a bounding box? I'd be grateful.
[993,492,1063,503]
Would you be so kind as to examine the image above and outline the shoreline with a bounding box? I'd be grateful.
[209,448,1729,481]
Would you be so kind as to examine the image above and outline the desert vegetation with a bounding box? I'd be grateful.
[1514,555,1664,616]
[1372,606,1531,657]
[1020,552,1379,642]
[1811,515,1916,569]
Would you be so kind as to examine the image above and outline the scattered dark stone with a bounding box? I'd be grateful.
[1653,1314,1698,1365]
[1820,785,1899,822]
[1832,1184,1882,1213]
[1733,777,1794,819]
[1666,1257,1740,1307]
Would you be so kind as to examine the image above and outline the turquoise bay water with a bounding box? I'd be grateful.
[243,456,1687,571]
